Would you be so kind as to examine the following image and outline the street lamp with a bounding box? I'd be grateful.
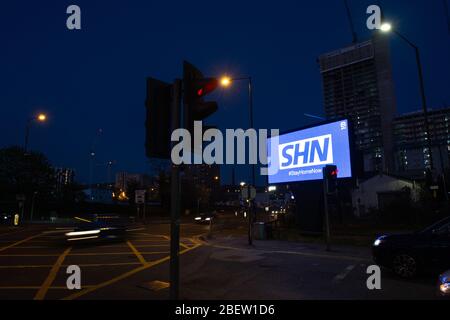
[24,113,47,152]
[220,76,256,245]
[219,76,256,184]
[380,23,434,172]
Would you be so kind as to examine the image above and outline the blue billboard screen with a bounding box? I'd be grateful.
[267,119,352,184]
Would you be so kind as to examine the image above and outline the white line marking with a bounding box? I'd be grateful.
[333,265,355,282]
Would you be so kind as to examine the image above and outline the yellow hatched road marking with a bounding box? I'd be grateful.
[34,247,72,300]
[0,262,142,269]
[0,285,95,290]
[62,244,202,300]
[126,241,147,265]
[0,234,42,252]
[0,251,169,257]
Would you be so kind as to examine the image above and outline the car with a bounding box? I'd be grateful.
[438,270,450,297]
[194,212,216,224]
[372,216,450,278]
[65,221,126,243]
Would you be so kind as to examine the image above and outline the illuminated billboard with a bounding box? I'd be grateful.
[267,119,352,184]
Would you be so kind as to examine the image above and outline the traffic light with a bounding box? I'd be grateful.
[323,165,338,194]
[145,77,172,159]
[183,61,218,134]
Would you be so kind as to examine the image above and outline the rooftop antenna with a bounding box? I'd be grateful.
[343,0,358,43]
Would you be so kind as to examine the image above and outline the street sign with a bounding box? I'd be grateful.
[135,190,146,204]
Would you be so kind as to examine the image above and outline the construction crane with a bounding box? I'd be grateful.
[343,0,358,43]
[444,0,450,36]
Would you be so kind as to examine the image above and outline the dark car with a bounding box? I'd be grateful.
[65,221,126,243]
[372,216,450,278]
[438,270,450,297]
[194,212,216,224]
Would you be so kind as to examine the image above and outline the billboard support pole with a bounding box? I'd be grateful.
[323,170,331,251]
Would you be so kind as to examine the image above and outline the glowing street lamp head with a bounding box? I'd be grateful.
[220,76,232,87]
[37,113,47,122]
[380,22,392,32]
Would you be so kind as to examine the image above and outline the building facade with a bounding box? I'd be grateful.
[318,35,397,173]
[54,168,75,194]
[393,107,450,177]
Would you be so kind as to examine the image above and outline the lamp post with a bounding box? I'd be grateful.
[380,23,434,172]
[220,76,256,245]
[24,113,47,152]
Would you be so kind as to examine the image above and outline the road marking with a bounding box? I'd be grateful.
[195,237,370,263]
[333,265,356,282]
[0,285,95,290]
[139,280,170,291]
[179,242,189,249]
[41,230,73,235]
[62,244,202,300]
[0,234,42,252]
[130,239,169,242]
[0,228,31,238]
[133,244,169,248]
[125,228,146,232]
[0,251,170,257]
[0,262,143,269]
[34,247,72,300]
[7,246,64,249]
[127,241,147,265]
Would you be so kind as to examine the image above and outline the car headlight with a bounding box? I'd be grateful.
[194,217,202,221]
[440,283,450,294]
[205,217,211,221]
[373,236,386,246]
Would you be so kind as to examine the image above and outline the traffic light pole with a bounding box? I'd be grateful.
[169,79,182,300]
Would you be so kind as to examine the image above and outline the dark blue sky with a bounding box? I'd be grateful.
[1,0,449,185]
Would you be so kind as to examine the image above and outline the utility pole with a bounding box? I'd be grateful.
[169,79,182,300]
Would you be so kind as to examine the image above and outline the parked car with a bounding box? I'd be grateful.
[438,270,450,297]
[372,216,450,278]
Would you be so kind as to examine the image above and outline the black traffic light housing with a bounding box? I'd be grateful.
[145,77,172,159]
[324,165,338,194]
[183,61,218,134]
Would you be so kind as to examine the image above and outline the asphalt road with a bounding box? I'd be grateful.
[0,222,207,300]
[0,218,444,300]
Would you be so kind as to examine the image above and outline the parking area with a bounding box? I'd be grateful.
[0,224,203,300]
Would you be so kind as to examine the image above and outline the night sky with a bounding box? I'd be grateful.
[1,0,449,185]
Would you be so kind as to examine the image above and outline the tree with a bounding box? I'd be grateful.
[0,146,55,203]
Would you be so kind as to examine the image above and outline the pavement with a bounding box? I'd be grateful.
[0,218,443,300]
